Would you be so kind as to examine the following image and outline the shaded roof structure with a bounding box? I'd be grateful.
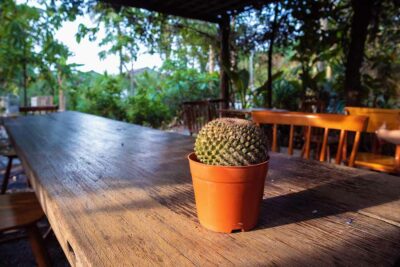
[101,0,273,108]
[104,0,268,23]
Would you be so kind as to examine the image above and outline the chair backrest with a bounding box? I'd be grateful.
[182,99,223,135]
[345,107,400,132]
[252,111,368,166]
[19,105,59,115]
[345,107,400,172]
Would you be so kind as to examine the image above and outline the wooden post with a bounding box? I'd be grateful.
[219,14,230,109]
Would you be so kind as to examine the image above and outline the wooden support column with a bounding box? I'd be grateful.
[219,14,230,109]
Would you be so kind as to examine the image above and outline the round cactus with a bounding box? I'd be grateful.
[194,118,269,166]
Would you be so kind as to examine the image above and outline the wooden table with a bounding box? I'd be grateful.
[5,111,400,266]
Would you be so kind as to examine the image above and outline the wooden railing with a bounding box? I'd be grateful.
[19,105,59,115]
[182,99,224,136]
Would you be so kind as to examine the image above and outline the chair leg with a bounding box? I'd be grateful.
[26,224,50,267]
[42,226,52,240]
[326,145,331,163]
[1,156,13,194]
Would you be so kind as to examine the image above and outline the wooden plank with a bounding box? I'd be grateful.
[5,111,400,266]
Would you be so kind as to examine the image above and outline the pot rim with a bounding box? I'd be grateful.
[187,152,269,169]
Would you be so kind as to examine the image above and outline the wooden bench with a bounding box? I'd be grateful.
[1,105,59,193]
[0,192,49,266]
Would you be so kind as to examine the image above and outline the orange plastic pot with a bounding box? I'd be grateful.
[188,152,269,233]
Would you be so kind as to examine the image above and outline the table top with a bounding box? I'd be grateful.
[5,111,400,266]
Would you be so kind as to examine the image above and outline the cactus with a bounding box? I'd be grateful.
[194,118,268,166]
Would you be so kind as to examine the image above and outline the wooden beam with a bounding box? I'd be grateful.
[195,0,245,16]
[105,0,220,23]
[219,14,230,109]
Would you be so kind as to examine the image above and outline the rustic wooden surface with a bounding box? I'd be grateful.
[5,111,400,266]
[0,192,44,231]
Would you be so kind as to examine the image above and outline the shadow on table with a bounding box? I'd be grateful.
[256,172,400,230]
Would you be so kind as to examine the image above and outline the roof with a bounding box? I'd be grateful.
[103,0,269,23]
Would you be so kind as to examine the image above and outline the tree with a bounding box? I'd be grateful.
[0,0,80,107]
[344,0,375,106]
[362,0,400,107]
[235,2,294,107]
[0,0,41,105]
[77,3,168,95]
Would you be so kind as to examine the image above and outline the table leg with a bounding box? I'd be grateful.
[1,156,13,194]
[26,224,51,267]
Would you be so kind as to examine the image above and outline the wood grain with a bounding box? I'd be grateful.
[5,111,400,266]
[0,192,44,231]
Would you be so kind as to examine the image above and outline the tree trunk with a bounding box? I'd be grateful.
[266,37,274,108]
[209,45,214,73]
[117,24,124,76]
[23,42,28,107]
[300,63,308,110]
[23,60,28,107]
[57,72,65,111]
[219,15,231,109]
[249,50,254,91]
[119,50,123,76]
[129,64,134,96]
[265,5,279,108]
[344,0,374,106]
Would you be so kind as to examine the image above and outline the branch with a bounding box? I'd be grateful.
[169,22,217,43]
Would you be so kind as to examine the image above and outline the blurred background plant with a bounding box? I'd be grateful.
[0,0,399,129]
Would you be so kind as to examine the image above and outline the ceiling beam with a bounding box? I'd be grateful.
[104,0,221,23]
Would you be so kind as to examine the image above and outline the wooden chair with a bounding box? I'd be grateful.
[0,144,17,194]
[182,99,224,135]
[1,106,57,194]
[0,192,50,266]
[345,107,400,174]
[252,111,368,166]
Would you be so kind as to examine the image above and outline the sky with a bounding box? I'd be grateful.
[55,16,163,75]
[19,0,163,75]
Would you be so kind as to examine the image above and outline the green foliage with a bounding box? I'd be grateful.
[224,67,250,108]
[157,60,220,115]
[0,0,80,108]
[1,0,399,131]
[253,71,283,107]
[125,91,170,128]
[63,58,219,128]
[80,74,126,120]
[0,0,40,95]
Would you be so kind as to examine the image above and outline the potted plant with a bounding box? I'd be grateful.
[188,118,269,233]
